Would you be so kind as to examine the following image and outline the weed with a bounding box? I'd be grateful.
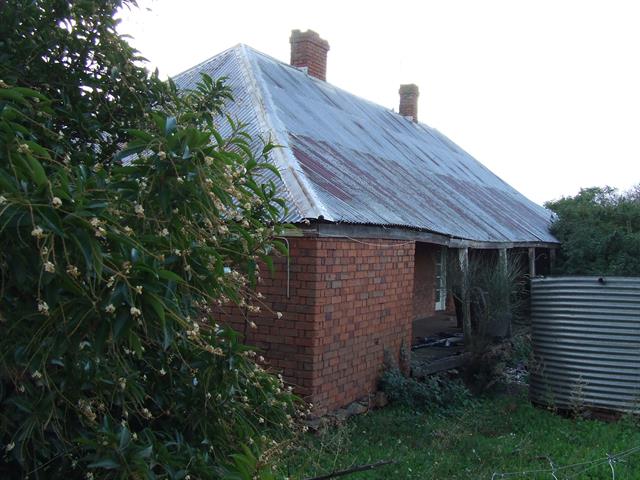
[379,367,474,411]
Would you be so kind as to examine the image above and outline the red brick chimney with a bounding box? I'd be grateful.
[290,29,330,81]
[399,84,419,122]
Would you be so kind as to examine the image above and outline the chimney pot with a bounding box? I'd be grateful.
[290,29,330,81]
[399,84,419,122]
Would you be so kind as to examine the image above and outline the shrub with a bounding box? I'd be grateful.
[0,1,300,478]
[448,253,526,344]
[546,186,640,276]
[379,368,473,411]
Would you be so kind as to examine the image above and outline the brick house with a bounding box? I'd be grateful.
[174,30,559,414]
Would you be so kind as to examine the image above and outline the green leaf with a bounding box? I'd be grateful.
[146,294,171,349]
[0,88,28,104]
[125,129,154,142]
[118,426,130,450]
[157,269,184,283]
[113,310,133,340]
[94,321,109,354]
[137,445,153,459]
[165,116,177,135]
[87,459,120,470]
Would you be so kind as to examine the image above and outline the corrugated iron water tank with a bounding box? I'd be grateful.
[530,276,640,413]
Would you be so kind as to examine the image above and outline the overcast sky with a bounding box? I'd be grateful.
[118,0,640,205]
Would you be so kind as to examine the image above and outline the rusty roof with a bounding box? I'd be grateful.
[173,45,558,244]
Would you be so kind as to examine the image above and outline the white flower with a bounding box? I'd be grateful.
[0,80,8,89]
[158,151,166,160]
[160,228,169,237]
[0,195,7,205]
[134,204,144,218]
[258,417,265,424]
[123,226,133,236]
[134,285,143,294]
[66,264,80,278]
[206,345,224,356]
[31,370,42,380]
[141,408,152,419]
[51,197,62,208]
[37,300,49,316]
[118,377,126,390]
[276,312,283,319]
[44,261,55,273]
[204,156,214,166]
[130,307,141,317]
[159,368,166,376]
[173,249,181,256]
[105,304,116,314]
[31,226,44,239]
[17,143,30,154]
[5,441,15,452]
[249,321,257,329]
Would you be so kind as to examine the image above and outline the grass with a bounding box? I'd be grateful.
[280,392,640,479]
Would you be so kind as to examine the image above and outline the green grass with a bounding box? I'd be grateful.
[280,392,640,479]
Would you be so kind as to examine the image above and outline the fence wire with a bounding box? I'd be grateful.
[491,445,640,480]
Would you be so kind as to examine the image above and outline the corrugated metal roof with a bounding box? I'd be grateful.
[173,44,558,244]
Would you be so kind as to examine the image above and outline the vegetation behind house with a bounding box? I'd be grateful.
[546,185,640,276]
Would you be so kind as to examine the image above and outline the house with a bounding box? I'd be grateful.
[173,30,559,414]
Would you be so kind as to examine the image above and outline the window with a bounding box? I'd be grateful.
[435,247,447,311]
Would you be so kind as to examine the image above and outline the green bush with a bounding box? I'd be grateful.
[0,1,301,478]
[379,368,473,411]
[546,186,640,276]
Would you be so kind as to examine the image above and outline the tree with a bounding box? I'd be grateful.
[545,186,640,276]
[0,1,300,478]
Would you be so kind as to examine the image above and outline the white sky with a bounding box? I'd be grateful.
[118,0,640,205]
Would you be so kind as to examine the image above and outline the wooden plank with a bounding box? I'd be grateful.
[528,247,536,277]
[314,223,559,249]
[458,248,472,345]
[417,353,471,375]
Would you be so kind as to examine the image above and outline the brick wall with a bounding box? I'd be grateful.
[312,238,415,413]
[219,237,321,399]
[220,236,415,415]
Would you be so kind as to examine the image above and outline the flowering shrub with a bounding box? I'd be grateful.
[0,1,301,478]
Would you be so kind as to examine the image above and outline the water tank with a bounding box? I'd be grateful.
[530,276,640,413]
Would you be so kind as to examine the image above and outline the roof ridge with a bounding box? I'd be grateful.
[243,45,416,117]
[237,45,331,220]
[171,43,244,80]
